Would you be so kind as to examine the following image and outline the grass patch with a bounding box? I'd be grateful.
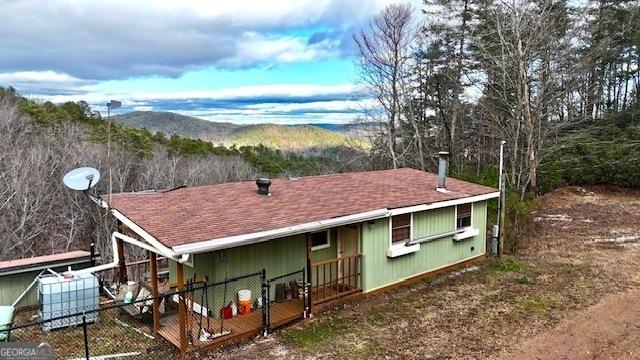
[434,290,448,300]
[281,315,348,348]
[489,259,527,273]
[515,295,557,314]
[366,307,387,325]
[518,275,535,285]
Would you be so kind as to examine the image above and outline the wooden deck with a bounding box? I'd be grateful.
[310,254,362,304]
[311,284,360,304]
[158,299,303,352]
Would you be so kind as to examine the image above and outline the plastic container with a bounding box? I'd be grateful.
[238,290,251,302]
[230,302,237,316]
[0,306,15,341]
[38,273,99,331]
[220,305,233,320]
[238,300,251,315]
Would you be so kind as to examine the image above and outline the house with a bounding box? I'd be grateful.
[0,251,95,308]
[99,158,499,352]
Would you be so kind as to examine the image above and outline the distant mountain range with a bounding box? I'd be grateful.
[112,111,237,143]
[113,111,367,150]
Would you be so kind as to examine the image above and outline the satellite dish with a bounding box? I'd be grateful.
[63,167,101,191]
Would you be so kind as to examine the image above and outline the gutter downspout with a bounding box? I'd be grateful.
[67,232,187,276]
[88,193,190,264]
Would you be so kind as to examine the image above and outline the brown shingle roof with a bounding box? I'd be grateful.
[106,168,497,248]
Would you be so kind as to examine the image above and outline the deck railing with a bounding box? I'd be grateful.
[310,254,362,304]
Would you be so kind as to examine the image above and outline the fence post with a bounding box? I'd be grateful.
[149,251,160,334]
[302,268,308,319]
[82,313,89,360]
[176,263,188,355]
[261,269,268,336]
[306,233,313,317]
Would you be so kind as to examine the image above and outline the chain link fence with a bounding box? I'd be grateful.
[2,268,309,359]
[266,269,307,333]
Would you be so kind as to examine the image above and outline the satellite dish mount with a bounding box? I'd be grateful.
[63,167,103,205]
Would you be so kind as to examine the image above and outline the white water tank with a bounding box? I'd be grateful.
[38,273,99,331]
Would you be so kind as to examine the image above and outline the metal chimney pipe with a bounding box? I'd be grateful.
[437,151,449,191]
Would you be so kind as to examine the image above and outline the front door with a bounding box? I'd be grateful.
[337,225,359,283]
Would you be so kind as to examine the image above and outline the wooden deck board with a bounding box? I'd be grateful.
[158,299,303,352]
[311,284,358,304]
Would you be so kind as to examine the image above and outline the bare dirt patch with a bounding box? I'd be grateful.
[503,289,640,360]
[205,186,640,359]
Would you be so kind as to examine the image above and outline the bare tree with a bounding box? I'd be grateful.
[354,3,418,168]
[0,89,259,262]
[475,0,581,197]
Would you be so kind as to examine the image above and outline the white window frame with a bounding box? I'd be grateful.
[386,213,420,258]
[453,203,479,241]
[454,203,473,230]
[389,213,413,247]
[310,229,331,251]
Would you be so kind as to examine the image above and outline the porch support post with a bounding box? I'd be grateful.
[306,233,313,316]
[177,262,188,354]
[116,237,127,284]
[149,251,160,334]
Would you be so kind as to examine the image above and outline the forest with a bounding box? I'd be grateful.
[352,0,639,249]
[0,87,365,263]
[0,0,638,262]
[356,0,639,192]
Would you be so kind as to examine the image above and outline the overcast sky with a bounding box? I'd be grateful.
[0,0,420,124]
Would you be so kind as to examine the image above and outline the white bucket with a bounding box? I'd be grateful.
[238,289,251,301]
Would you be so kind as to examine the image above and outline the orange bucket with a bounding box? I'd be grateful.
[238,299,252,315]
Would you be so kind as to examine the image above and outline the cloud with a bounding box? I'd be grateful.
[0,71,95,95]
[0,0,404,80]
[32,83,369,124]
[39,83,361,103]
[0,0,426,123]
[132,105,154,112]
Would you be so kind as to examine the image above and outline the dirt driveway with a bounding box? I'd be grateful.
[207,186,640,359]
[504,289,640,359]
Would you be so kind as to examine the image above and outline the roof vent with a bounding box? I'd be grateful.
[436,151,449,192]
[256,178,271,196]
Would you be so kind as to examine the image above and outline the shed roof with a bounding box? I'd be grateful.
[106,168,497,249]
[0,251,92,275]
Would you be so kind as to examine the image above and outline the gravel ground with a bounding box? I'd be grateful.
[202,186,640,360]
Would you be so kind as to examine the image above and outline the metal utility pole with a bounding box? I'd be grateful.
[497,140,506,257]
[105,100,121,206]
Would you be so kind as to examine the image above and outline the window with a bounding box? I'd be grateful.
[311,231,330,251]
[391,214,411,244]
[456,203,472,229]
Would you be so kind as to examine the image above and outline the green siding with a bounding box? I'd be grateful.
[309,229,338,287]
[0,261,93,309]
[170,234,307,285]
[168,234,307,317]
[361,201,487,292]
[311,228,338,263]
[0,271,40,308]
[167,200,489,311]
